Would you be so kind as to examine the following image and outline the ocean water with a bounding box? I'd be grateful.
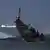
[0,35,50,50]
[0,28,50,50]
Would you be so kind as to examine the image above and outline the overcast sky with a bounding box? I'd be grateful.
[0,0,50,33]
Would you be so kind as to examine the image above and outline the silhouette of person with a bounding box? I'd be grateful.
[40,33,44,41]
[36,30,39,37]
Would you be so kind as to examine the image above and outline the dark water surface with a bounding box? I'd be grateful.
[0,37,50,50]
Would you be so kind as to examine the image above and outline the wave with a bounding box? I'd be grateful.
[0,32,17,39]
[0,32,50,43]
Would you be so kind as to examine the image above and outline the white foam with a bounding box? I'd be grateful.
[0,32,16,39]
[0,25,16,28]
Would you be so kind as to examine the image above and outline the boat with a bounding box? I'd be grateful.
[14,8,45,42]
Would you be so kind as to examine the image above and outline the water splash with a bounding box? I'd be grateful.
[0,32,16,39]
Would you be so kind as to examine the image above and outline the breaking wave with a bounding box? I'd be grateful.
[0,32,16,39]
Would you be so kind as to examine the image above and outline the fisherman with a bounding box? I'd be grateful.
[28,24,33,30]
[28,24,36,32]
[36,30,40,37]
[40,33,44,41]
[28,24,37,37]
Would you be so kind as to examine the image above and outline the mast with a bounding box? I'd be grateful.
[18,7,21,19]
